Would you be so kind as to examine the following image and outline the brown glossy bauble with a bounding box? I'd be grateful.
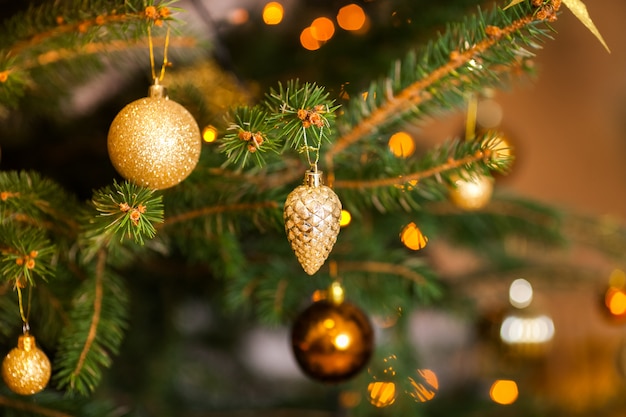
[108,83,201,190]
[2,334,51,395]
[291,299,374,383]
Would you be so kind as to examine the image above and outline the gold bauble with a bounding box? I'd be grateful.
[108,83,201,190]
[2,334,51,395]
[291,299,374,383]
[284,170,342,275]
[448,173,494,210]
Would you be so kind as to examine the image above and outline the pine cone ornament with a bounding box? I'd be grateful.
[284,170,342,275]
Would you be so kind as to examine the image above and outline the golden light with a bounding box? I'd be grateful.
[337,4,367,31]
[490,379,519,405]
[202,125,217,143]
[407,369,439,402]
[400,222,428,251]
[448,173,494,210]
[300,27,321,51]
[262,2,284,25]
[334,333,351,350]
[323,318,335,329]
[340,209,352,226]
[310,17,335,41]
[606,287,626,316]
[367,381,397,407]
[388,131,415,158]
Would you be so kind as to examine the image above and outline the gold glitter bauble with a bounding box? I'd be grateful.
[2,334,51,395]
[108,83,201,190]
[448,172,494,210]
[291,299,373,383]
[284,170,342,275]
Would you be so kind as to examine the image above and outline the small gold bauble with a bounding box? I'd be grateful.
[448,173,494,210]
[291,299,374,383]
[284,170,342,275]
[108,84,201,190]
[2,334,51,395]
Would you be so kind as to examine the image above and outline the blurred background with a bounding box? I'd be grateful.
[1,0,626,416]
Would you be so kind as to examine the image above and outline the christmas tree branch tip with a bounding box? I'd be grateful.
[89,181,163,245]
[220,80,340,168]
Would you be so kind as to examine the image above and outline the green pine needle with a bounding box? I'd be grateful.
[89,181,164,245]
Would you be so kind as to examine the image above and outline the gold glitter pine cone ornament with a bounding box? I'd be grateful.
[107,82,202,190]
[2,334,51,395]
[284,170,342,275]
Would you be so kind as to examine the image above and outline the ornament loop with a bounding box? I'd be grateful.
[304,170,323,188]
[148,82,168,99]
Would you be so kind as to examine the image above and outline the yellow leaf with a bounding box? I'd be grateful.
[503,0,525,11]
[562,0,610,53]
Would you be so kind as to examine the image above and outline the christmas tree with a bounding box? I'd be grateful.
[0,0,624,416]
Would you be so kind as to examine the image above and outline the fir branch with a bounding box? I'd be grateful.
[53,250,129,396]
[220,80,340,168]
[333,143,496,190]
[0,224,56,285]
[18,36,198,72]
[0,1,198,108]
[325,0,555,168]
[337,260,428,286]
[162,200,279,227]
[88,181,163,246]
[220,106,278,166]
[0,395,74,417]
[0,171,80,236]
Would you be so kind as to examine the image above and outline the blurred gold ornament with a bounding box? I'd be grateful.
[2,334,51,395]
[448,173,494,210]
[284,170,342,275]
[108,83,201,190]
[291,298,373,383]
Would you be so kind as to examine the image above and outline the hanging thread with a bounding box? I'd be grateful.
[16,284,32,334]
[147,24,171,83]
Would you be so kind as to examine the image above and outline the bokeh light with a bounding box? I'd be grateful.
[388,131,415,158]
[509,278,533,309]
[368,381,397,407]
[337,4,367,31]
[300,27,321,50]
[407,369,438,402]
[500,315,555,345]
[202,125,217,143]
[400,222,428,251]
[310,17,335,41]
[340,209,352,226]
[490,380,518,404]
[606,287,626,316]
[262,2,284,25]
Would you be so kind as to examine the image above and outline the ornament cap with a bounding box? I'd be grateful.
[148,82,168,99]
[304,170,324,187]
[17,335,36,352]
